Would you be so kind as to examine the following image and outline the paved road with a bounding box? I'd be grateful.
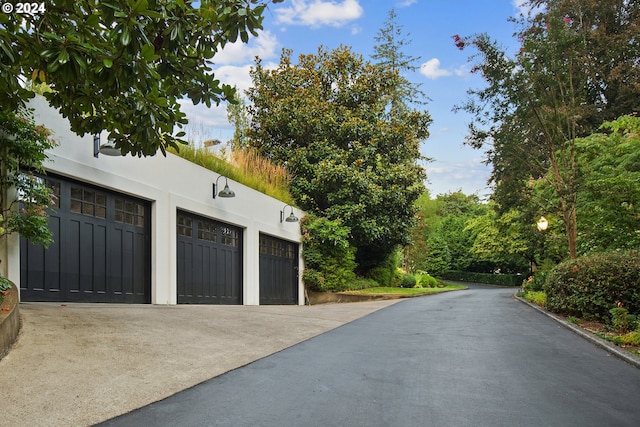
[100,286,640,427]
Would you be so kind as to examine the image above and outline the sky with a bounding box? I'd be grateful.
[181,0,531,199]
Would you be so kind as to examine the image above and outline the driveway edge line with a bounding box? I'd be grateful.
[514,293,640,369]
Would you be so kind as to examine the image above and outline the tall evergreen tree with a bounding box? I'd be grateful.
[372,8,427,118]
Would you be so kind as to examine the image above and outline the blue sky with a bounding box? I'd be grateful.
[181,0,530,198]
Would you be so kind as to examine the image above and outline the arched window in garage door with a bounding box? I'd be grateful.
[176,211,242,304]
[259,234,299,305]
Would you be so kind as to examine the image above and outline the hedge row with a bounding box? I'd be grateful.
[544,251,640,319]
[439,271,523,287]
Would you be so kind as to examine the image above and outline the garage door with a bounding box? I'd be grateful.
[259,234,299,305]
[176,211,242,304]
[20,175,151,303]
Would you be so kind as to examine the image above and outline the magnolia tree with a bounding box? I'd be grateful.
[1,0,282,156]
[247,46,431,272]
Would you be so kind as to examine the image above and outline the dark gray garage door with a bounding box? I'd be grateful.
[177,211,242,304]
[259,234,299,305]
[20,175,151,303]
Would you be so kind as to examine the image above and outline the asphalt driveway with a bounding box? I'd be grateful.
[100,286,640,427]
[0,299,400,426]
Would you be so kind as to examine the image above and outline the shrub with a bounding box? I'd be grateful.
[0,276,12,292]
[619,330,640,346]
[367,266,393,287]
[415,272,439,288]
[522,271,546,292]
[524,291,547,307]
[400,273,416,288]
[346,277,379,291]
[366,251,402,287]
[301,215,356,292]
[544,250,640,319]
[610,307,638,334]
[440,270,523,286]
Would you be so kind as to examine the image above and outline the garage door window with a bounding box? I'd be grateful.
[270,240,283,256]
[115,198,145,227]
[177,215,193,237]
[221,226,238,247]
[198,220,217,242]
[47,179,61,209]
[285,243,296,259]
[70,186,106,218]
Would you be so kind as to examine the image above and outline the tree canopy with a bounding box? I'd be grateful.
[247,46,431,271]
[456,0,640,258]
[0,0,281,156]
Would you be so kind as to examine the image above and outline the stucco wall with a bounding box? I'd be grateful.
[5,96,304,305]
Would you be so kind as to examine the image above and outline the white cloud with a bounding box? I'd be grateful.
[397,0,417,7]
[275,0,363,28]
[419,58,452,79]
[212,31,279,65]
[426,159,492,198]
[213,64,255,94]
[453,64,471,77]
[178,100,230,130]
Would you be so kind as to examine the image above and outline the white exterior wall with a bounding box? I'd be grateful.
[5,96,304,305]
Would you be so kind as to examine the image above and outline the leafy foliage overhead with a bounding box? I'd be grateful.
[0,0,281,156]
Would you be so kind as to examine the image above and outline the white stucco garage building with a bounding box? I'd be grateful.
[2,96,304,305]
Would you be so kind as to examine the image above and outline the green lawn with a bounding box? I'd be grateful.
[344,283,466,296]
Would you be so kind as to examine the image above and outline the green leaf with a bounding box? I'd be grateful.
[121,27,131,46]
[56,49,70,64]
[85,14,100,27]
[140,44,155,61]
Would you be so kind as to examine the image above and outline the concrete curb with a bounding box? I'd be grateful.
[514,293,640,369]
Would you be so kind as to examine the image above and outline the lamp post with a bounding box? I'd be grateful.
[535,216,548,271]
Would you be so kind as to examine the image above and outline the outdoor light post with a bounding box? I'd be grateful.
[536,216,548,271]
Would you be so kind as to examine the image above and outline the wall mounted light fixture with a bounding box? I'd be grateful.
[280,204,299,223]
[213,175,235,199]
[93,133,122,157]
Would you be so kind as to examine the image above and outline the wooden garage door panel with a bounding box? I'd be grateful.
[20,176,151,303]
[259,234,298,305]
[177,211,242,304]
